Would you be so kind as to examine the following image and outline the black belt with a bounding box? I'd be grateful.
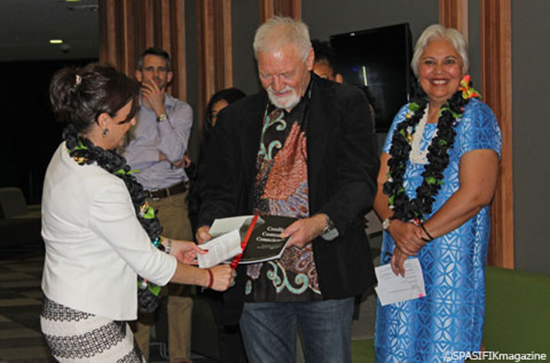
[146,182,188,200]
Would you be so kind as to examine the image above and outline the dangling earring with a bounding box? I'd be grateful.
[102,128,109,137]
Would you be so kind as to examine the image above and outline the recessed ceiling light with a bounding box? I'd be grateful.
[49,39,63,44]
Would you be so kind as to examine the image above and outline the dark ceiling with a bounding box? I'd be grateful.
[0,0,99,62]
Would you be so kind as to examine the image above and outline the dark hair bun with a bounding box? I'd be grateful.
[50,63,139,134]
[49,68,83,125]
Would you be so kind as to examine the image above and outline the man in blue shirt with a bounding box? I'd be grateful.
[124,47,193,363]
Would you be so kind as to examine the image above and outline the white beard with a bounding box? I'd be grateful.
[267,86,300,110]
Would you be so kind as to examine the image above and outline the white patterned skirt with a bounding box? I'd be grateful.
[40,297,144,362]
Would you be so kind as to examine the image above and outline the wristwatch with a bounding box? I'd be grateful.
[319,213,334,234]
[319,213,339,241]
[383,217,393,231]
[156,113,168,122]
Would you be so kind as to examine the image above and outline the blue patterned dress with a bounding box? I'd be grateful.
[375,99,502,362]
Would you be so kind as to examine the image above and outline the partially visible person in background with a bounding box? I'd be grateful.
[312,39,377,123]
[202,88,247,158]
[123,47,195,363]
[188,88,247,233]
[312,40,379,237]
[374,24,501,362]
[189,87,248,363]
[312,39,343,83]
[41,63,233,362]
[359,86,377,128]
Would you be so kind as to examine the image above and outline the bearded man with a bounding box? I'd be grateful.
[197,17,379,363]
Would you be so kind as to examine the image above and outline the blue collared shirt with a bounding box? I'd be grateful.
[123,93,193,190]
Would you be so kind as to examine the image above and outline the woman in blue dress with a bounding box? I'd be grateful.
[374,24,502,362]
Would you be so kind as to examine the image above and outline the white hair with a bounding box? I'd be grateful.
[411,24,469,77]
[253,16,312,61]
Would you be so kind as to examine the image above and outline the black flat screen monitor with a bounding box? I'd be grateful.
[330,23,414,132]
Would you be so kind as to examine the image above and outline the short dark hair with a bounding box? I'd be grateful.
[137,47,172,72]
[50,63,139,134]
[312,39,338,72]
[205,88,246,129]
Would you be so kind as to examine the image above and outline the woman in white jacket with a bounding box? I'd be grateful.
[41,63,233,362]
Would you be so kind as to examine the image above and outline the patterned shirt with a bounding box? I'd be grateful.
[245,82,322,302]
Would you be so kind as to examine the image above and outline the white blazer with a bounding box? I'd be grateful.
[41,142,177,321]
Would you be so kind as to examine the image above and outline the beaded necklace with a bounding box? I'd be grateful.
[383,75,481,223]
[64,126,164,312]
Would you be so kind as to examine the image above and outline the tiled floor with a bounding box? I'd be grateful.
[0,242,217,363]
[0,238,379,362]
[0,243,54,363]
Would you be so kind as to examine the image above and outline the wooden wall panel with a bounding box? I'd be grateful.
[196,0,214,132]
[260,0,274,23]
[196,0,234,135]
[99,0,117,67]
[161,1,172,53]
[142,0,155,49]
[439,0,514,269]
[439,0,468,41]
[221,0,233,87]
[171,0,187,101]
[120,0,134,74]
[260,0,301,22]
[481,0,514,269]
[98,0,187,100]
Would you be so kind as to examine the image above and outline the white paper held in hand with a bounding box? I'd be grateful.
[209,216,254,236]
[196,229,242,268]
[374,257,426,306]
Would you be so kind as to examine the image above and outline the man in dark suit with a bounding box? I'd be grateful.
[197,16,379,363]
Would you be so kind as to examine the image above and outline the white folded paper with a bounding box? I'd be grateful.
[375,258,426,306]
[209,216,255,236]
[196,229,242,269]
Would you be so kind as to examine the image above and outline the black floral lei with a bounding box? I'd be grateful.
[383,75,481,223]
[64,126,164,313]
